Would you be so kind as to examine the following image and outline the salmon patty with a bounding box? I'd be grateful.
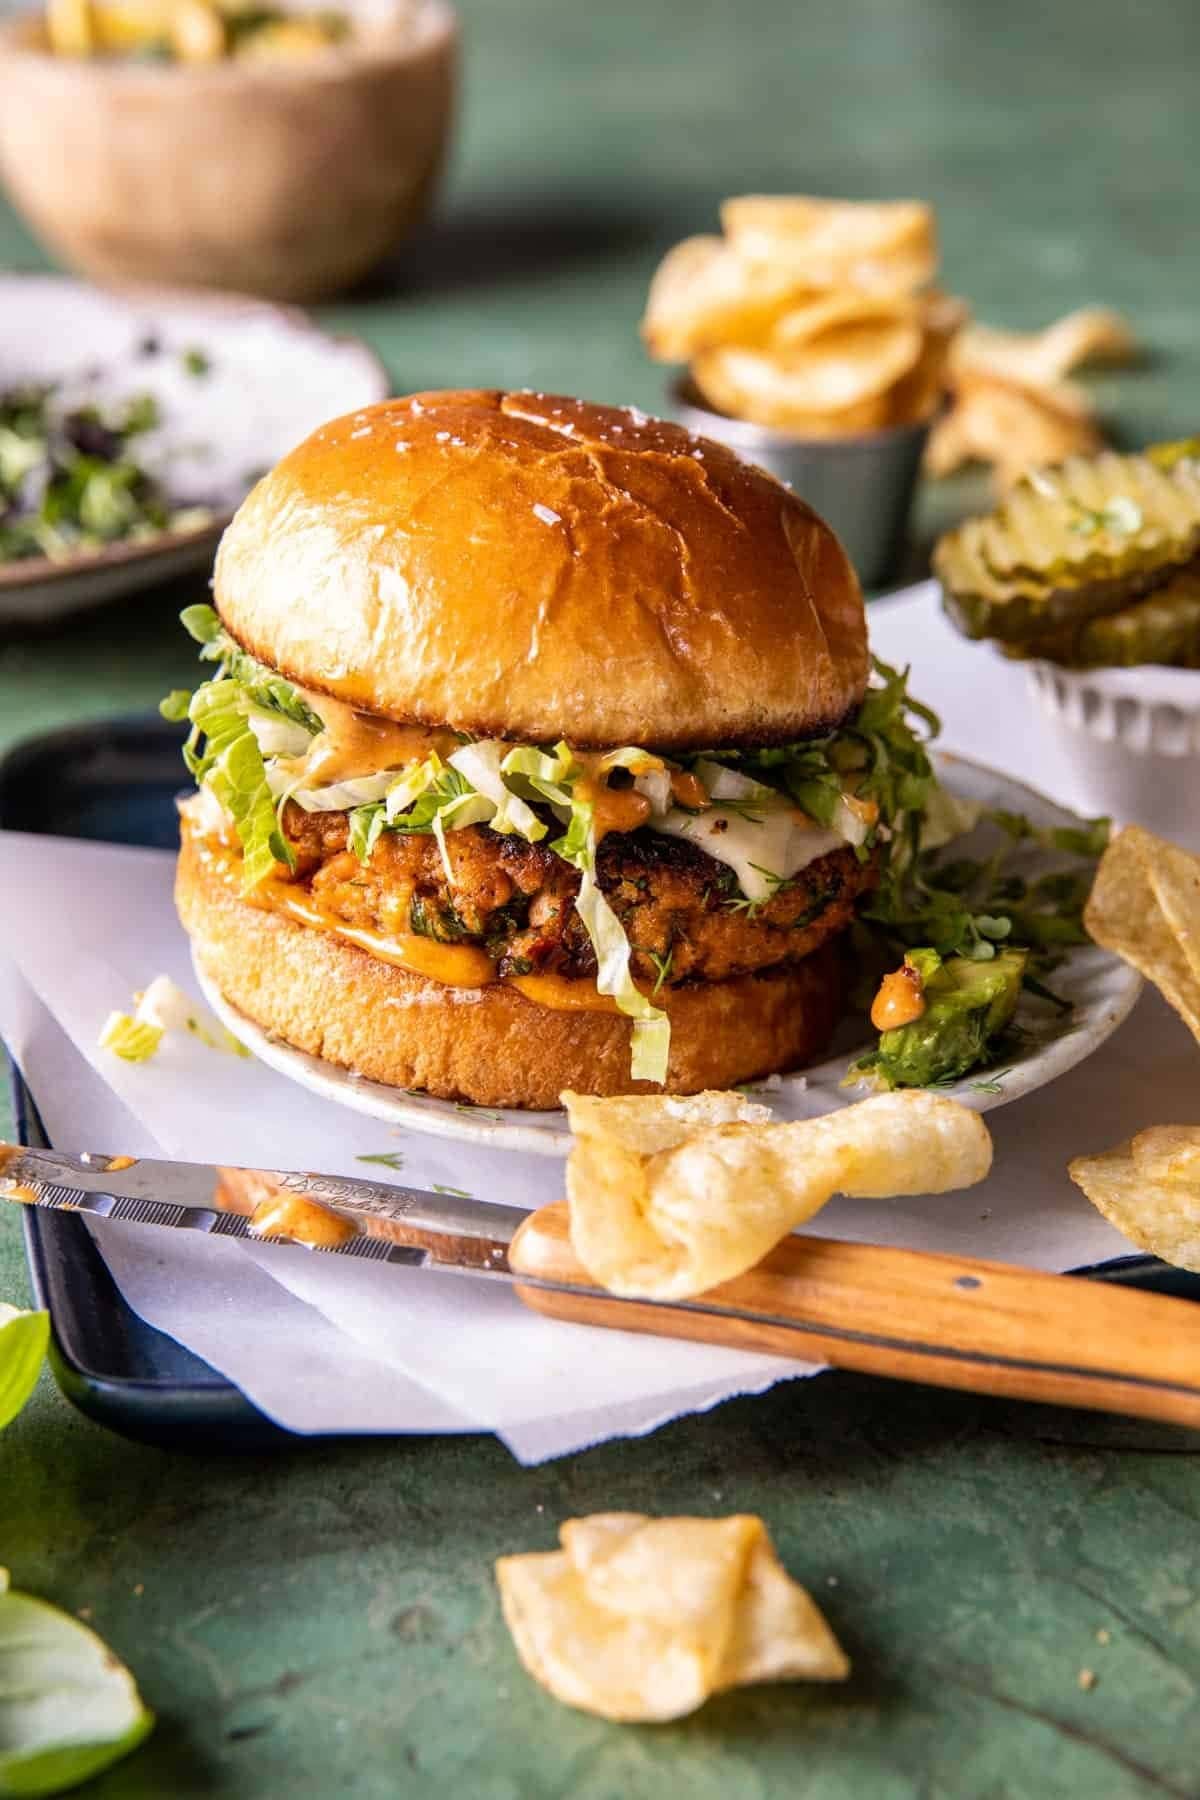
[278,802,876,988]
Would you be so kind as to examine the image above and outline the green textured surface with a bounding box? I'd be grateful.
[4,0,1200,1793]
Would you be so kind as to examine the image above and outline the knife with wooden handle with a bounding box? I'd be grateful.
[510,1206,1200,1430]
[4,1143,1198,1431]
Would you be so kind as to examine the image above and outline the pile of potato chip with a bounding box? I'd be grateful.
[936,440,1200,667]
[1071,825,1200,1265]
[641,196,965,436]
[929,308,1138,489]
[642,195,1141,488]
[562,1087,992,1301]
[496,1512,848,1722]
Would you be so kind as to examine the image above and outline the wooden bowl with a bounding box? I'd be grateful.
[0,1,457,303]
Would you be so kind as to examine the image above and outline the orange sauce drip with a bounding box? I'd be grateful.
[870,964,926,1032]
[576,776,651,841]
[0,1180,40,1205]
[508,973,621,1014]
[290,697,457,786]
[0,1145,39,1204]
[250,875,497,988]
[669,769,709,810]
[250,1193,357,1250]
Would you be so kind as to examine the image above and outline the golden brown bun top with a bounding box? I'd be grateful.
[214,389,868,748]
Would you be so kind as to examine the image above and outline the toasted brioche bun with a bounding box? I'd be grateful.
[213,389,868,751]
[178,827,844,1109]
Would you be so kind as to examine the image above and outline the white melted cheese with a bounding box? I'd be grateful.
[653,801,844,902]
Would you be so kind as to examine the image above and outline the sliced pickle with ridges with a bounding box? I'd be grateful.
[936,447,1200,645]
[994,566,1200,667]
[980,452,1200,584]
[1077,569,1200,667]
[935,520,1176,644]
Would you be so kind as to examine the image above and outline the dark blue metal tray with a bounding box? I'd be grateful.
[4,714,1195,1449]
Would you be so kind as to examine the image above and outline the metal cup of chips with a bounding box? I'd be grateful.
[672,376,933,589]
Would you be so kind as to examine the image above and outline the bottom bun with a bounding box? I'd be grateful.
[177,831,846,1109]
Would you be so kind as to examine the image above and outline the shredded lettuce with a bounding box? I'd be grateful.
[449,740,546,839]
[349,802,387,862]
[351,756,491,876]
[164,604,321,885]
[280,770,395,814]
[500,740,577,812]
[246,707,313,760]
[548,785,670,1084]
[689,658,939,862]
[575,869,671,1081]
[135,974,249,1055]
[99,977,249,1063]
[184,680,293,888]
[98,1011,163,1062]
[384,756,439,821]
[180,603,323,734]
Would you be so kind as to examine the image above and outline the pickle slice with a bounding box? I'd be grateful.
[1076,568,1200,667]
[934,519,1174,643]
[992,566,1200,667]
[1147,438,1200,472]
[981,452,1200,583]
[936,446,1200,645]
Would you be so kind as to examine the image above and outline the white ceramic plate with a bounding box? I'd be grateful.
[0,275,388,624]
[196,753,1143,1158]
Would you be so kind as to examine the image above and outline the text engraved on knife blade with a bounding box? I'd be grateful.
[270,1170,422,1219]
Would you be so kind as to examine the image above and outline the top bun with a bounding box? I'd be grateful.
[214,390,868,749]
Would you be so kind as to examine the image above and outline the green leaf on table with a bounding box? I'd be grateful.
[0,1305,49,1432]
[0,1570,154,1797]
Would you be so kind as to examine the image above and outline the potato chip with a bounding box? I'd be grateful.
[563,1088,992,1300]
[693,322,922,430]
[1084,826,1200,1043]
[690,343,894,434]
[1070,1127,1200,1271]
[950,308,1138,390]
[770,289,918,350]
[640,235,813,362]
[642,196,963,435]
[885,298,966,428]
[720,196,937,295]
[927,375,1102,486]
[496,1513,848,1722]
[929,306,1138,484]
[561,1088,770,1154]
[921,288,972,343]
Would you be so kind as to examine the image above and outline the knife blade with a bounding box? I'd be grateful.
[0,1143,526,1276]
[6,1141,1200,1432]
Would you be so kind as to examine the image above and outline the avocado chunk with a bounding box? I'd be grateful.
[874,948,1028,1090]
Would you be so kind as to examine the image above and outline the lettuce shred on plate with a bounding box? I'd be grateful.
[99,973,249,1064]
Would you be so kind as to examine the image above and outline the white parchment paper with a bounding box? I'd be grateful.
[1,586,1193,1462]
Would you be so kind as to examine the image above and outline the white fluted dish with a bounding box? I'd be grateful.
[1026,661,1200,849]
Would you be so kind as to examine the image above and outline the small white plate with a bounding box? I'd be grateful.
[196,753,1143,1158]
[0,275,388,624]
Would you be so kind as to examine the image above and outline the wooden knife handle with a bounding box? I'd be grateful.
[509,1203,1200,1431]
